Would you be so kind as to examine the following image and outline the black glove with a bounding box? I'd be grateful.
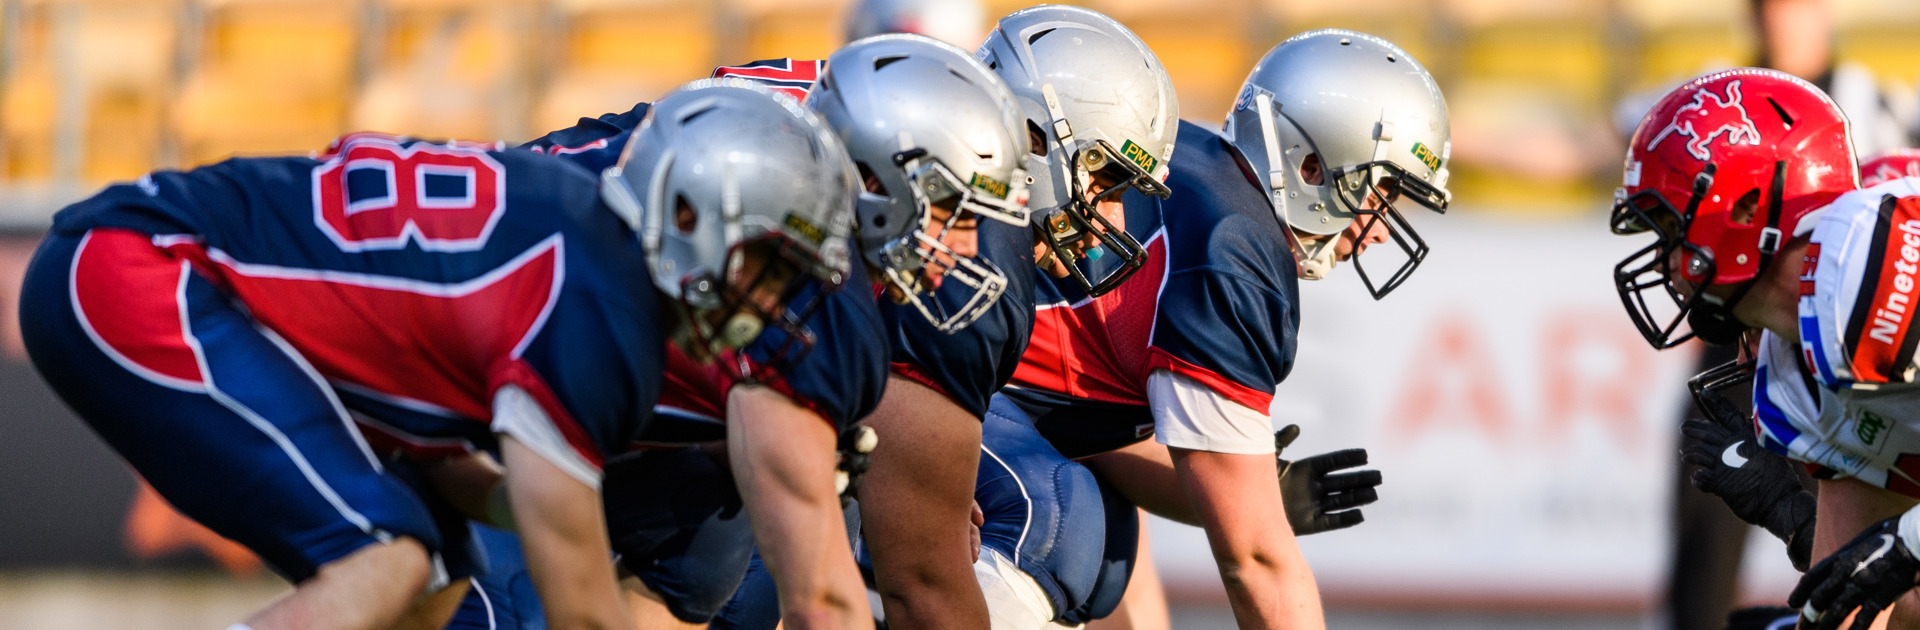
[1789,515,1920,630]
[1681,397,1816,570]
[1276,424,1381,536]
[835,425,877,508]
[1723,605,1796,630]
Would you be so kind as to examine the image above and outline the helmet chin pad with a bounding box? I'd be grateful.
[1291,231,1340,280]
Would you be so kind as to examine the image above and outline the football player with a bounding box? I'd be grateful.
[457,34,1032,630]
[982,28,1441,629]
[1607,69,1920,629]
[712,12,1384,630]
[15,79,853,630]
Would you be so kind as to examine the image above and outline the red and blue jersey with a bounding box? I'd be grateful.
[1006,121,1300,453]
[526,81,890,432]
[47,133,663,472]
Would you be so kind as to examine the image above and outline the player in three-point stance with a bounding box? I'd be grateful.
[1606,68,1920,630]
[457,36,1034,630]
[16,79,856,630]
[982,29,1441,629]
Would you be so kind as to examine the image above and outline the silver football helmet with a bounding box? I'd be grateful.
[843,0,984,49]
[978,4,1179,297]
[601,78,857,358]
[1225,29,1451,299]
[808,34,1029,332]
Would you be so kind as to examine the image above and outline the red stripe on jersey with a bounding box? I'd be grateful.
[1147,348,1273,411]
[661,343,733,421]
[1850,197,1920,382]
[1011,235,1169,405]
[492,359,605,469]
[166,237,563,424]
[70,229,207,390]
[889,361,954,401]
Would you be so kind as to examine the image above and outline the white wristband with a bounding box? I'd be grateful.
[1898,505,1920,558]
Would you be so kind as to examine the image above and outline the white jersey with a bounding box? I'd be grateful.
[1755,177,1920,495]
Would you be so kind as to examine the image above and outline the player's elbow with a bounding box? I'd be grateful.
[1214,543,1309,592]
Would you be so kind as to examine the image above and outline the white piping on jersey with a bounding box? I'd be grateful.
[330,380,465,419]
[349,411,477,453]
[469,576,498,630]
[512,238,565,360]
[1032,228,1169,311]
[978,444,1034,553]
[197,233,562,301]
[255,323,385,472]
[652,405,723,425]
[67,232,208,393]
[179,262,384,538]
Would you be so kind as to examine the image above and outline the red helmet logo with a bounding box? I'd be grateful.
[1647,80,1763,161]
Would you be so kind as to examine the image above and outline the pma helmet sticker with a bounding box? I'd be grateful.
[782,212,827,245]
[1411,142,1443,172]
[1120,140,1159,174]
[1646,80,1763,161]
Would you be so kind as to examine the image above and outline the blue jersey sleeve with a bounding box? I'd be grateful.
[520,103,650,174]
[485,148,665,463]
[884,218,1038,417]
[1145,124,1301,411]
[737,250,890,429]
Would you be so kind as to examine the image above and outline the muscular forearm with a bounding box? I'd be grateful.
[1172,447,1324,630]
[727,385,872,630]
[500,437,630,630]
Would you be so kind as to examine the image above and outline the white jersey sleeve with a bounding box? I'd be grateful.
[1148,369,1275,455]
[492,384,602,490]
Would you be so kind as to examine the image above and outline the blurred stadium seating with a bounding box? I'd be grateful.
[5,0,1920,224]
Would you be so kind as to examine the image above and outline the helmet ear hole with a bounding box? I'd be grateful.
[1027,120,1049,157]
[674,195,699,235]
[1298,153,1325,186]
[1729,189,1761,225]
[856,161,889,196]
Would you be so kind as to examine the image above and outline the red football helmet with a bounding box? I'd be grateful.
[1861,149,1920,187]
[1612,68,1857,348]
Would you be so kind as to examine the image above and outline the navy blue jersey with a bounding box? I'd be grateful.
[521,103,650,174]
[48,133,663,471]
[1007,121,1300,453]
[886,217,1039,416]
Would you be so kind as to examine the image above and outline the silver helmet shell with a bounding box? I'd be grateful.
[1225,29,1451,298]
[601,78,857,351]
[808,34,1029,332]
[977,5,1177,296]
[843,0,985,49]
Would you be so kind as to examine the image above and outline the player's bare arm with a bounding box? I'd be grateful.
[728,385,873,630]
[500,435,633,630]
[1173,447,1325,630]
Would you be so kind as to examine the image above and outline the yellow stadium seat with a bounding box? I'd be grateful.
[176,0,356,162]
[354,2,537,141]
[2,1,177,183]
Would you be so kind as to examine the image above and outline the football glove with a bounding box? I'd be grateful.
[1276,424,1381,536]
[1722,605,1796,630]
[1680,403,1816,571]
[1789,513,1920,630]
[835,425,878,508]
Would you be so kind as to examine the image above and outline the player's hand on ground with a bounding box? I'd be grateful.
[1789,515,1920,630]
[1275,424,1382,536]
[1681,404,1816,570]
[1722,605,1795,630]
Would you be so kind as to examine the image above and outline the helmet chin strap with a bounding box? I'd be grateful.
[1285,227,1339,280]
[1686,161,1788,347]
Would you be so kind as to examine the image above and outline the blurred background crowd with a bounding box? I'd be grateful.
[4,0,1920,628]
